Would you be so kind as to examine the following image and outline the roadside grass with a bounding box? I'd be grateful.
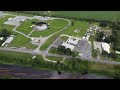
[8,34,37,49]
[30,19,68,37]
[64,20,89,37]
[89,62,114,77]
[52,11,119,22]
[0,50,57,71]
[45,56,63,61]
[40,30,63,51]
[49,47,61,54]
[60,36,69,41]
[0,15,15,32]
[89,35,97,59]
[0,50,44,64]
[16,19,40,35]
[64,58,115,77]
[40,20,89,51]
[0,50,32,58]
[90,62,114,73]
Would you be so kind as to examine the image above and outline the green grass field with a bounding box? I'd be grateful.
[46,56,63,61]
[7,11,120,22]
[0,15,15,32]
[64,20,89,37]
[53,11,119,21]
[16,19,40,35]
[89,62,114,77]
[8,34,37,49]
[65,58,115,77]
[0,50,32,58]
[49,47,61,54]
[30,19,68,37]
[40,30,63,51]
[60,36,69,41]
[90,62,114,73]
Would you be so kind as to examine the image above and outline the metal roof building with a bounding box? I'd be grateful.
[4,36,14,44]
[61,42,75,51]
[66,38,79,45]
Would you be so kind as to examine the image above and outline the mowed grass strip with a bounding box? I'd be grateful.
[0,50,32,59]
[90,62,114,73]
[40,30,62,51]
[89,62,114,77]
[0,15,15,32]
[64,20,89,37]
[30,19,68,37]
[60,36,69,41]
[65,58,115,77]
[46,56,63,61]
[8,34,37,49]
[16,19,40,35]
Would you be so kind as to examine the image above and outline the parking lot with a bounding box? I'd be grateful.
[81,43,92,58]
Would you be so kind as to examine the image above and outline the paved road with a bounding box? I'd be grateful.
[1,47,120,65]
[0,64,112,79]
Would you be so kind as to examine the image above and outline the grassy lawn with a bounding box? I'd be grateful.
[9,11,120,22]
[0,50,45,61]
[0,50,32,58]
[0,50,57,72]
[30,19,68,37]
[8,34,37,49]
[89,35,98,59]
[65,58,115,77]
[64,20,89,37]
[89,62,114,76]
[40,30,63,51]
[60,36,69,41]
[0,15,15,32]
[90,62,114,73]
[16,19,40,35]
[49,47,61,54]
[46,56,63,61]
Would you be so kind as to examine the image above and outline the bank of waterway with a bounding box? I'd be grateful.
[0,64,112,79]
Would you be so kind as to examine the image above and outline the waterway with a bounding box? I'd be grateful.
[0,64,112,79]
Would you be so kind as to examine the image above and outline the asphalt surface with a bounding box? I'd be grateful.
[0,64,112,79]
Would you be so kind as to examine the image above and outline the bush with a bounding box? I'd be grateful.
[99,22,108,27]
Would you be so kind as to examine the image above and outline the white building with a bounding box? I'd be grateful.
[2,35,14,46]
[101,42,110,53]
[0,37,4,40]
[61,42,75,51]
[66,38,79,45]
[32,55,36,59]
